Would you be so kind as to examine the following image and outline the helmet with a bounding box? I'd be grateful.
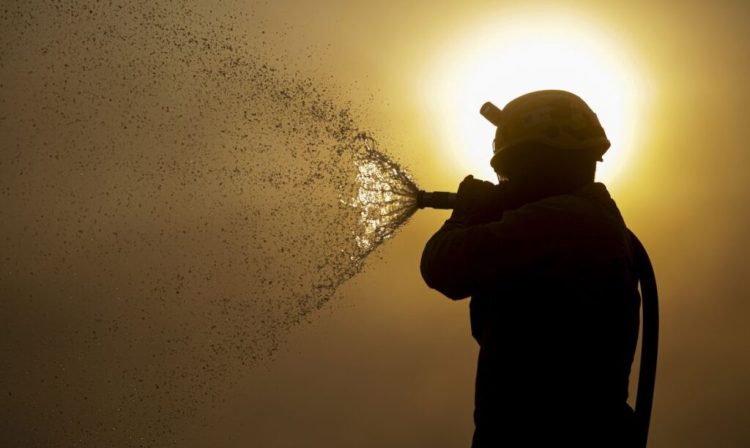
[480,90,610,172]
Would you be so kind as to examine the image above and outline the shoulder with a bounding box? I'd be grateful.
[504,183,624,227]
[492,183,629,255]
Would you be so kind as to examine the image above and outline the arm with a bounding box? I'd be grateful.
[420,198,568,300]
[420,218,478,300]
[419,176,505,300]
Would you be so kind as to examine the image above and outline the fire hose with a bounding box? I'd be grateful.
[416,190,658,448]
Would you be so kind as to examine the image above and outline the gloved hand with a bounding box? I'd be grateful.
[450,175,503,224]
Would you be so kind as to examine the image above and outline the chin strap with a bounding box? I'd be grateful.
[629,230,659,448]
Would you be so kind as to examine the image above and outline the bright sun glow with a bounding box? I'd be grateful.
[421,10,650,186]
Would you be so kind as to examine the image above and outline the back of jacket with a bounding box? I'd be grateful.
[421,182,640,447]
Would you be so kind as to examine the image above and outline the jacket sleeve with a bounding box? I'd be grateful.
[419,199,569,300]
[420,219,476,300]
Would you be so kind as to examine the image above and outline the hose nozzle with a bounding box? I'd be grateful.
[416,191,457,210]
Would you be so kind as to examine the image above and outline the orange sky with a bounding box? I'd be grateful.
[2,1,750,447]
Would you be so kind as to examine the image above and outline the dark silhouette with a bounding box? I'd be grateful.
[420,91,656,447]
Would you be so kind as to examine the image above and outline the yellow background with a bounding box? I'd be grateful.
[3,1,749,447]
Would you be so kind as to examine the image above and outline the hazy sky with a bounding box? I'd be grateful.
[2,1,750,447]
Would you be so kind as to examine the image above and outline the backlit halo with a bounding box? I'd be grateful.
[421,11,649,186]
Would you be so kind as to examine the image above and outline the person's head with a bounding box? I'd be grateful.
[481,90,610,190]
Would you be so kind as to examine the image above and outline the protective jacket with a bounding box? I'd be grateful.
[421,182,640,447]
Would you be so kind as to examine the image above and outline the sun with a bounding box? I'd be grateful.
[420,10,650,186]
